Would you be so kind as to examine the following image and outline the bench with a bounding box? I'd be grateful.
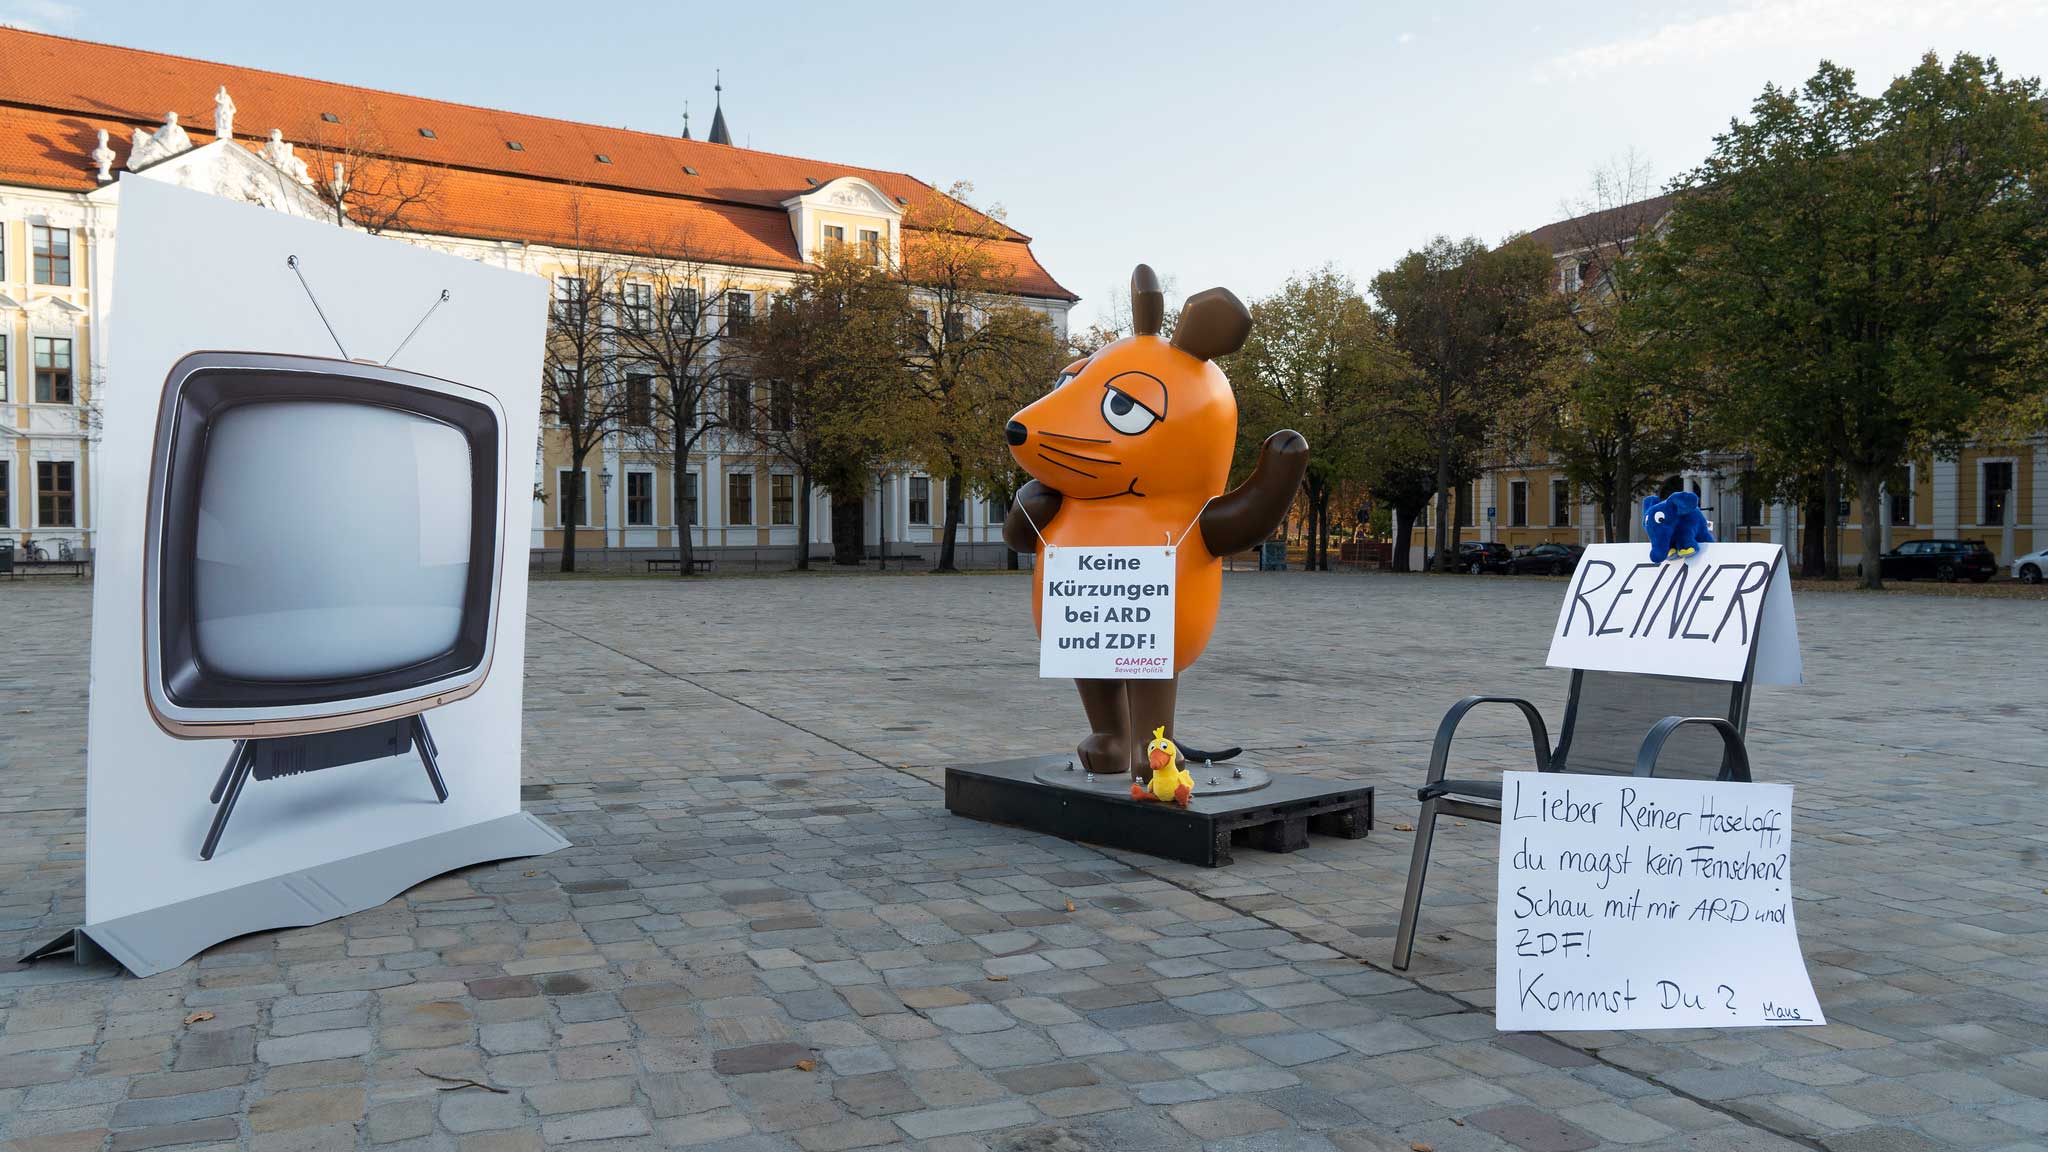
[1390,668,1755,970]
[5,558,89,578]
[644,555,713,574]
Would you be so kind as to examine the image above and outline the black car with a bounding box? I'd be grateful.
[1878,539,1996,583]
[1507,543,1584,576]
[1456,541,1514,574]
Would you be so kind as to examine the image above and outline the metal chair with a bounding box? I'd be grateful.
[1390,670,1754,971]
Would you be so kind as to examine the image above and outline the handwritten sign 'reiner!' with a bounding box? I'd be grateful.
[1039,546,1175,680]
[1546,543,1802,685]
[1494,772,1824,1031]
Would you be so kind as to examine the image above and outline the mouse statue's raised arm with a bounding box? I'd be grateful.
[1002,263,1309,781]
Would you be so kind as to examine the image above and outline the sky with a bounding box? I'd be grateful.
[6,0,2043,329]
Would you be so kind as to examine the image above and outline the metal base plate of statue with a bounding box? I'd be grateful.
[946,755,1371,868]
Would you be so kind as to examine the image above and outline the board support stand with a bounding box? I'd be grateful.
[946,755,1371,868]
[19,927,115,968]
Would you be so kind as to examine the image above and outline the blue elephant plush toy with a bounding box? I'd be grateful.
[1643,491,1714,563]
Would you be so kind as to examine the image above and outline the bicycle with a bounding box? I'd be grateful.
[16,535,47,563]
[54,538,73,562]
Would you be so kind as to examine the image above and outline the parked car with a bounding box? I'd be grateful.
[1507,543,1584,576]
[1878,539,1996,583]
[2014,545,2048,585]
[1456,541,1514,574]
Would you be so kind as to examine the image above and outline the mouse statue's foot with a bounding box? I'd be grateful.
[1077,731,1130,777]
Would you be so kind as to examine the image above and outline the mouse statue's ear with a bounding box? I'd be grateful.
[1172,287,1253,361]
[1131,264,1165,337]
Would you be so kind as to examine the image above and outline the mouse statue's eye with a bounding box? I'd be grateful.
[1101,386,1159,435]
[1048,370,1077,394]
[1653,510,1666,524]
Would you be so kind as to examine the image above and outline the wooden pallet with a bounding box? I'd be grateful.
[945,756,1372,868]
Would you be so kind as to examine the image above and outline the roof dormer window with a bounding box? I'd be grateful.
[418,128,436,138]
[506,141,524,151]
[595,153,611,164]
[320,112,339,123]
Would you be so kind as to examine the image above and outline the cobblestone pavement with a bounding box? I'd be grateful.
[0,570,2042,1152]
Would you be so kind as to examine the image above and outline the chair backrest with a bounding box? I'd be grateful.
[1553,671,1749,778]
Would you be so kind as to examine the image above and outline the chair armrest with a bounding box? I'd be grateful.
[1422,695,1553,791]
[1633,715,1752,782]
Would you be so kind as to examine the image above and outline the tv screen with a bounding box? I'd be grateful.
[145,352,504,738]
[195,400,473,681]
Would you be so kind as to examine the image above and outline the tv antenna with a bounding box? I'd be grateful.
[286,254,451,366]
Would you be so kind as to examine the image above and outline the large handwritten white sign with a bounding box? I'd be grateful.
[1039,546,1175,679]
[1495,772,1823,1031]
[1546,543,1801,684]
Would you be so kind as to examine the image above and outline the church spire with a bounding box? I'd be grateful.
[707,70,733,146]
[680,101,691,140]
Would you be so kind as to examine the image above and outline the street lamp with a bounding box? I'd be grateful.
[599,468,614,554]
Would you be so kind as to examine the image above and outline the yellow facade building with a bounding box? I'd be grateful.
[0,30,1076,565]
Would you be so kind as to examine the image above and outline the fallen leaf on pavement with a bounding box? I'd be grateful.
[986,974,1009,982]
[1411,1143,1434,1152]
[182,1011,213,1025]
[1394,823,1414,832]
[793,1059,817,1071]
[1064,900,1076,913]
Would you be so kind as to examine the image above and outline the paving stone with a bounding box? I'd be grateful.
[438,1090,528,1134]
[928,1004,1015,1034]
[539,1106,652,1143]
[894,1100,1040,1139]
[834,1072,924,1118]
[712,1042,813,1075]
[107,1116,241,1152]
[994,1063,1098,1094]
[254,1029,370,1066]
[1466,1104,1600,1151]
[1242,1032,1350,1067]
[1169,1097,1290,1140]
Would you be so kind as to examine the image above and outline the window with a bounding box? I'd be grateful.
[1509,481,1528,527]
[727,471,753,525]
[859,228,881,264]
[1551,479,1570,527]
[1456,483,1475,528]
[0,462,8,527]
[1888,486,1912,526]
[36,461,73,527]
[1559,261,1581,293]
[683,472,699,526]
[556,470,588,527]
[31,225,71,287]
[943,311,966,343]
[1742,490,1763,528]
[34,337,71,404]
[770,379,794,432]
[624,373,653,426]
[623,282,654,330]
[771,474,795,525]
[0,334,8,402]
[821,224,844,250]
[625,471,654,526]
[670,286,699,334]
[552,276,586,319]
[724,376,752,432]
[726,291,752,334]
[1982,461,2013,526]
[909,476,931,525]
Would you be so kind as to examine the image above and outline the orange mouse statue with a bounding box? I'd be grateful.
[1003,264,1308,778]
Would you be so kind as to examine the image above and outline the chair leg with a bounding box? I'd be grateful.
[1391,797,1442,971]
[413,716,449,803]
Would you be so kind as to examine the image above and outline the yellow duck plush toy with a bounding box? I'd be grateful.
[1133,727,1195,808]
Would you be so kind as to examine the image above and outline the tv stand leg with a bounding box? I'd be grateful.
[209,739,247,804]
[201,742,255,861]
[413,716,449,803]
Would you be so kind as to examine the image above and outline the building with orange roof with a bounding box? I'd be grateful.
[0,28,1076,566]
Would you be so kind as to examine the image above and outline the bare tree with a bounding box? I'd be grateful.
[603,229,749,573]
[899,181,1060,571]
[300,97,443,234]
[540,213,632,573]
